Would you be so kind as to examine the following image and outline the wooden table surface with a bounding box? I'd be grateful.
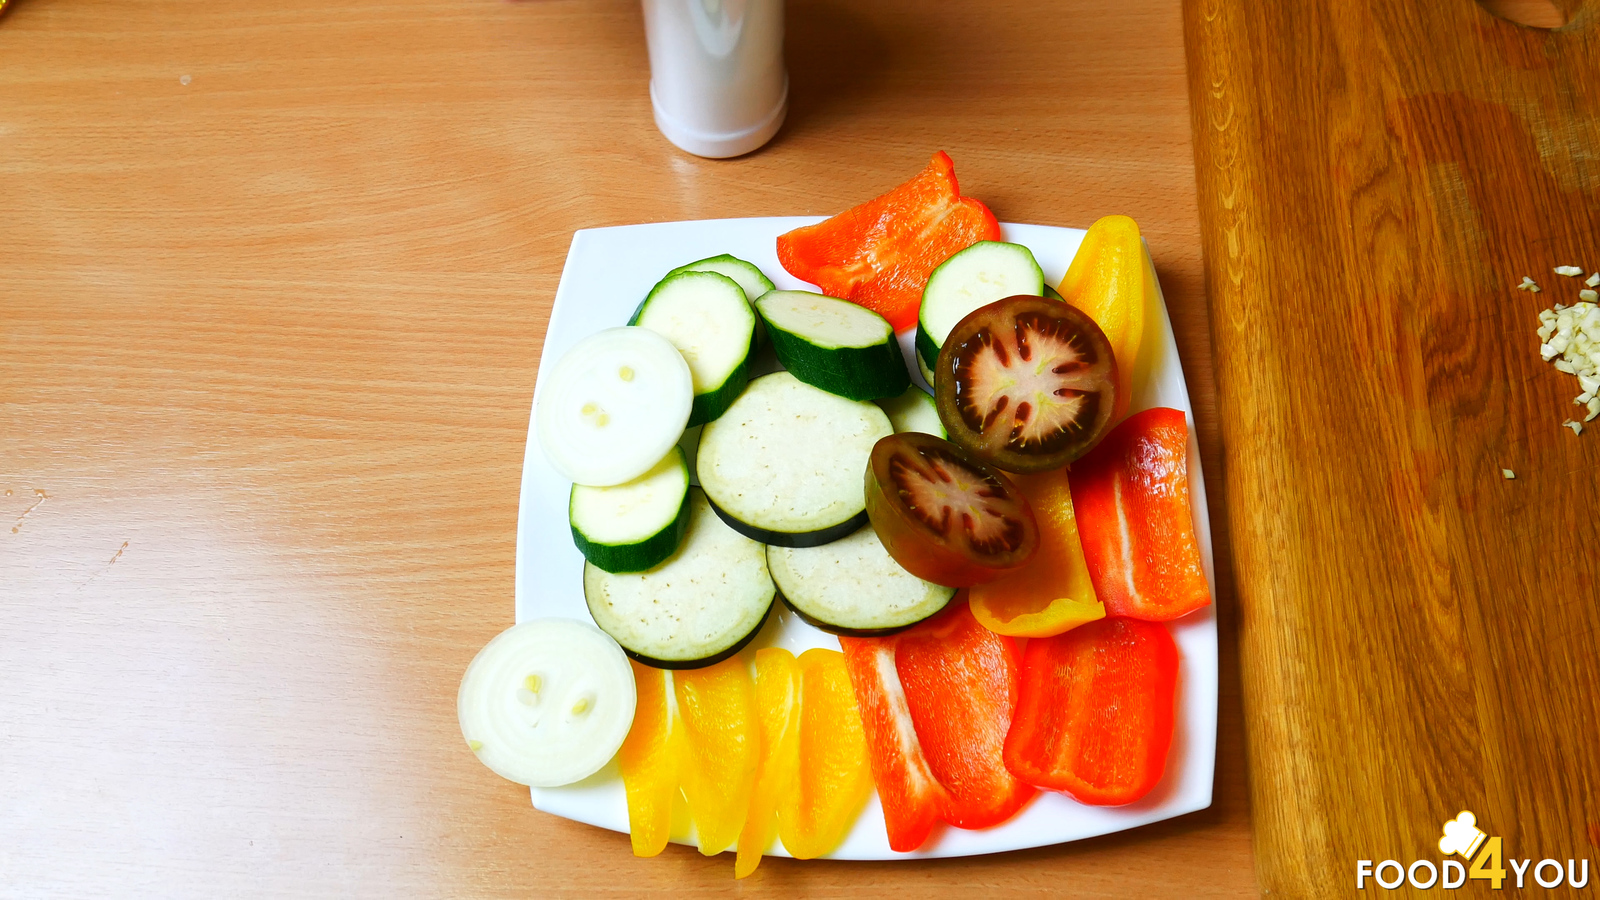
[0,0,1252,895]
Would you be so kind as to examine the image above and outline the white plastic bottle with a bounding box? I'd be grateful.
[640,0,788,158]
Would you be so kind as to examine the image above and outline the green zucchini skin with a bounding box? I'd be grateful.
[764,320,909,401]
[630,270,756,427]
[705,496,869,549]
[756,291,910,401]
[685,357,750,426]
[667,254,776,349]
[1042,283,1065,302]
[915,326,943,375]
[916,241,1045,371]
[569,489,690,574]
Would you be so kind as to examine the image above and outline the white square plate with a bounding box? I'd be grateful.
[515,217,1217,860]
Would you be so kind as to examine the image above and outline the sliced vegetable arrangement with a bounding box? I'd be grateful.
[463,153,1214,871]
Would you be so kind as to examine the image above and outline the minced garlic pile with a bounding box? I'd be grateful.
[1531,266,1600,435]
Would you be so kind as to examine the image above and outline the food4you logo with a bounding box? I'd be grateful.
[1356,812,1591,890]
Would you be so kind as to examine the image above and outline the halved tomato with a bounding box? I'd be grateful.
[933,296,1118,472]
[864,432,1039,588]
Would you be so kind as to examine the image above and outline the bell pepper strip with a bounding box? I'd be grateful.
[840,635,950,852]
[617,661,679,858]
[1056,215,1151,421]
[777,151,1001,332]
[893,601,1036,829]
[735,649,801,878]
[674,656,760,856]
[1003,616,1179,805]
[778,648,874,860]
[969,468,1107,638]
[1068,406,1211,621]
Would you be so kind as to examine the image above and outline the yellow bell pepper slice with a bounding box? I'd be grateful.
[735,648,801,878]
[969,468,1107,638]
[778,648,873,860]
[1057,215,1152,421]
[675,655,760,856]
[617,661,679,858]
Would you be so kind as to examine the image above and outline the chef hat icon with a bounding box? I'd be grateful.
[1439,811,1486,858]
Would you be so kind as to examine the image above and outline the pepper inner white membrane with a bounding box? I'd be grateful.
[457,618,637,787]
[535,326,693,487]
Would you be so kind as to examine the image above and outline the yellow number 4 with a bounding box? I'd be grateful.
[1470,836,1506,889]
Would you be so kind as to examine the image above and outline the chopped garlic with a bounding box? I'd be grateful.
[1501,468,1516,480]
[1519,276,1542,292]
[1537,281,1600,434]
[1588,272,1600,288]
[1555,265,1583,277]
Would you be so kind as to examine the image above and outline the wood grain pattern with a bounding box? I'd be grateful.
[1,0,1252,895]
[1184,0,1600,894]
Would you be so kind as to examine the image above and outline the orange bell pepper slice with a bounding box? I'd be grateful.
[617,661,680,858]
[778,648,873,860]
[1069,407,1211,621]
[1056,215,1152,420]
[735,649,800,878]
[969,468,1106,638]
[840,634,950,852]
[777,152,1001,332]
[675,656,760,856]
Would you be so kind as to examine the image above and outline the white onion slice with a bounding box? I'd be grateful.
[458,618,636,787]
[537,327,693,487]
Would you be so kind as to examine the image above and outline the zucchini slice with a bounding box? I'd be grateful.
[1042,283,1065,302]
[874,385,947,439]
[631,270,757,426]
[669,253,777,348]
[915,241,1045,373]
[535,326,694,487]
[584,488,775,669]
[697,372,893,547]
[767,526,957,636]
[569,447,690,573]
[755,290,910,401]
[457,618,637,787]
[669,253,777,302]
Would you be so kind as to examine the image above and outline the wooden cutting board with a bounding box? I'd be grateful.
[1183,0,1600,893]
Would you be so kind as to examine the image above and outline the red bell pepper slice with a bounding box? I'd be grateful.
[1003,616,1179,806]
[841,600,1035,851]
[840,635,949,852]
[1068,407,1211,621]
[776,151,1001,332]
[893,601,1035,829]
